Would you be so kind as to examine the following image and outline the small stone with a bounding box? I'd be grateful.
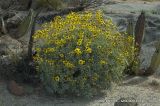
[7,80,25,96]
[114,97,138,106]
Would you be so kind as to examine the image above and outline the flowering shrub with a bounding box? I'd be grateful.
[33,11,135,97]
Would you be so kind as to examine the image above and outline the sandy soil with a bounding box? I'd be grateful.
[1,75,160,106]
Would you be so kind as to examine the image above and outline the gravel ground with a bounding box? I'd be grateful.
[1,76,160,106]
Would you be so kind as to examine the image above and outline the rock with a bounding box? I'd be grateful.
[140,43,156,70]
[0,35,23,79]
[6,12,28,38]
[93,1,160,43]
[7,80,25,96]
[0,0,31,10]
[114,97,138,106]
[18,0,31,10]
[0,0,12,9]
[0,35,23,55]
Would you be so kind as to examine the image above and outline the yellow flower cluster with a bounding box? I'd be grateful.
[43,48,55,54]
[33,10,135,97]
[55,39,66,46]
[63,60,75,68]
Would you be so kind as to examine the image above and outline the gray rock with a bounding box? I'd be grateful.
[0,0,32,10]
[0,0,12,9]
[114,97,138,106]
[0,35,23,55]
[92,1,160,43]
[6,11,28,38]
[140,42,156,70]
[0,35,23,79]
[103,13,160,43]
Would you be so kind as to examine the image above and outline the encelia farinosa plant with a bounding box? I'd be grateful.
[33,11,135,98]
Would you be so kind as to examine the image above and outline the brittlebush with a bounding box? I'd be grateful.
[33,11,135,98]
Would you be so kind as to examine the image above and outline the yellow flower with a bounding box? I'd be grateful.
[78,60,85,65]
[63,60,75,68]
[77,39,83,46]
[95,10,104,24]
[112,42,116,47]
[92,73,99,81]
[86,41,92,47]
[97,46,102,49]
[85,47,92,53]
[60,54,64,58]
[100,60,107,65]
[66,62,75,68]
[48,48,55,52]
[33,54,43,62]
[65,35,72,40]
[74,48,82,55]
[46,59,54,65]
[53,76,60,82]
[55,39,66,46]
[79,32,84,37]
[35,48,41,52]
